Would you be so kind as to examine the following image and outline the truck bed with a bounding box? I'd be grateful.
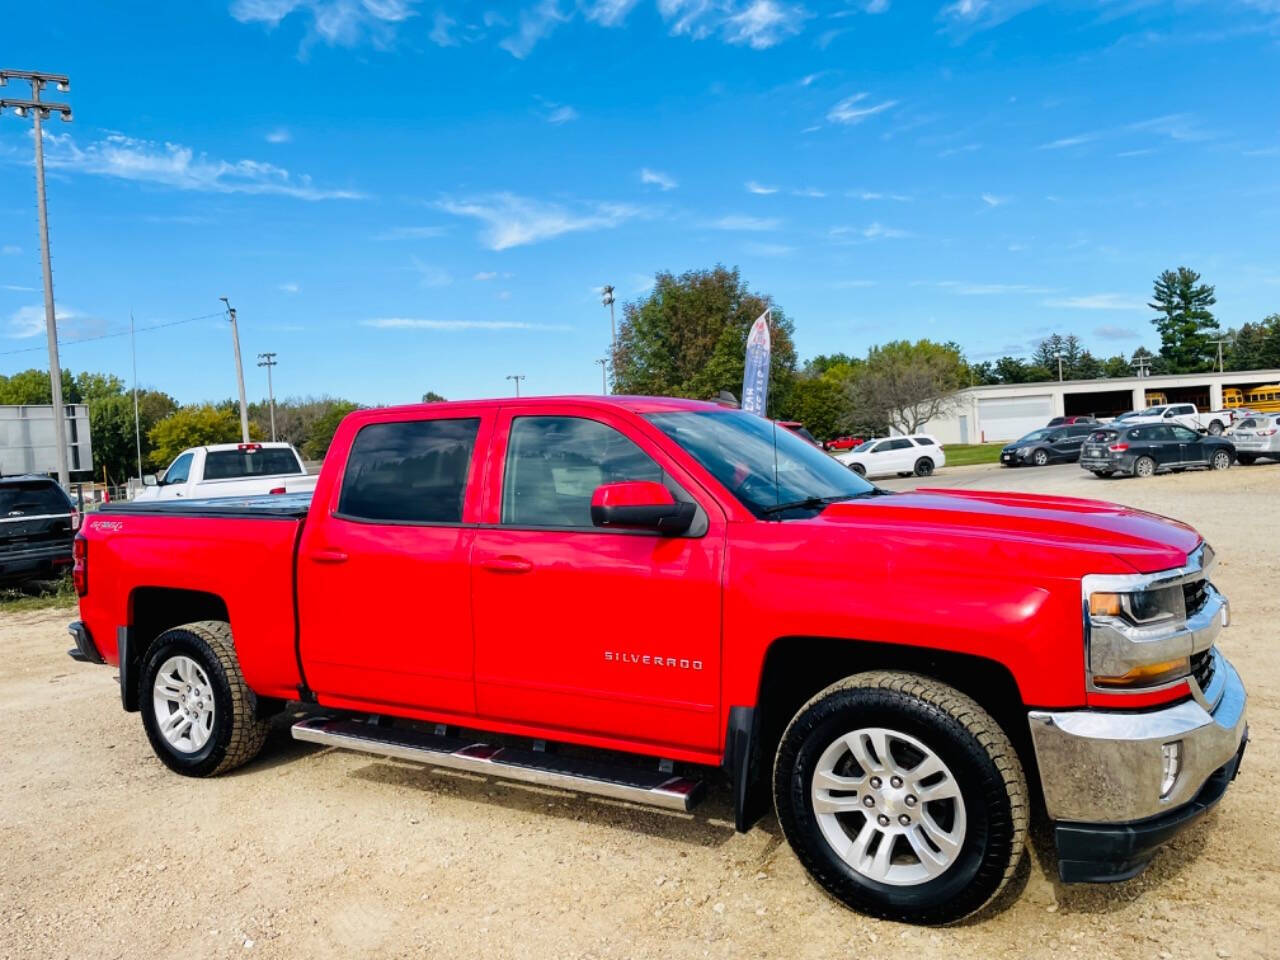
[98,491,312,520]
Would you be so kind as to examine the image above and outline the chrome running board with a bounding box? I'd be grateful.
[291,716,704,812]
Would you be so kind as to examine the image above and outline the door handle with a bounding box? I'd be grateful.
[481,555,533,574]
[309,548,349,564]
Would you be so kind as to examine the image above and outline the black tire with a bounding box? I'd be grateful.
[772,672,1028,925]
[1032,449,1049,467]
[913,457,935,477]
[1210,449,1232,471]
[1207,420,1224,436]
[1134,456,1156,478]
[896,472,913,478]
[140,620,269,777]
[850,463,867,477]
[1237,454,1256,466]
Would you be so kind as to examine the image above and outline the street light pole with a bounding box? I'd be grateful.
[219,297,250,442]
[1,69,73,489]
[601,285,616,356]
[257,352,278,442]
[506,374,525,397]
[1055,351,1065,382]
[595,358,608,395]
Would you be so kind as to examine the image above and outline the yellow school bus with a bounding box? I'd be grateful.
[1224,385,1280,412]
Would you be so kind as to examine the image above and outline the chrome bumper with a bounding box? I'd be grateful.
[1028,649,1247,823]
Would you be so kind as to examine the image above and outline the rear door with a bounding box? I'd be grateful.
[1169,424,1206,465]
[297,408,492,714]
[469,403,725,752]
[866,438,914,476]
[1059,424,1092,459]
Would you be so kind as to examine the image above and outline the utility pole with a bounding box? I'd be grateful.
[2,69,73,489]
[601,285,616,357]
[1210,337,1232,373]
[595,358,608,395]
[257,352,278,441]
[506,374,525,397]
[130,312,142,483]
[219,297,250,442]
[1054,351,1065,383]
[1132,354,1152,378]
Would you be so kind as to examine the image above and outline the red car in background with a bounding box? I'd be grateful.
[824,435,865,451]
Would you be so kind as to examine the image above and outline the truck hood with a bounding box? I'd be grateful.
[812,488,1199,574]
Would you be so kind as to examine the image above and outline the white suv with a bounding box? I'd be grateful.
[835,435,946,479]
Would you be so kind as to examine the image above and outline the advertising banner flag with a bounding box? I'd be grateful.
[741,309,772,417]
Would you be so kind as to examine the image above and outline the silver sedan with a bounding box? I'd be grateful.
[1231,414,1280,464]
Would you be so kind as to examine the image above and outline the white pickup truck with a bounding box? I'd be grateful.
[1121,403,1234,436]
[134,442,318,501]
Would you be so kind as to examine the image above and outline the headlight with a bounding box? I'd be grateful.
[1086,584,1191,689]
[1089,585,1183,625]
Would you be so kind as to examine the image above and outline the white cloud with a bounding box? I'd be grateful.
[377,225,447,239]
[582,0,640,26]
[980,193,1008,206]
[230,0,419,48]
[497,290,513,300]
[438,192,642,250]
[745,180,778,195]
[640,167,677,190]
[744,241,794,256]
[411,257,453,287]
[709,214,780,231]
[40,131,362,200]
[934,281,1051,295]
[723,0,809,49]
[938,142,981,157]
[2,284,37,292]
[792,187,826,198]
[2,245,21,255]
[1094,324,1140,340]
[265,127,292,143]
[865,0,889,11]
[545,104,579,123]
[1038,132,1099,150]
[474,271,498,281]
[279,282,300,293]
[429,9,458,44]
[362,317,570,331]
[7,303,91,339]
[827,92,898,125]
[500,0,568,58]
[837,221,909,239]
[829,279,877,288]
[1043,293,1147,311]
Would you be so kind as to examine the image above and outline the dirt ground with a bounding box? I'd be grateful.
[2,462,1277,960]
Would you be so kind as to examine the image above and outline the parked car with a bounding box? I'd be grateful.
[135,442,318,501]
[0,475,78,587]
[834,434,945,478]
[1000,423,1095,467]
[1046,415,1096,427]
[68,396,1249,923]
[1078,423,1236,477]
[1230,414,1280,464]
[823,435,864,452]
[775,421,821,448]
[1122,403,1233,437]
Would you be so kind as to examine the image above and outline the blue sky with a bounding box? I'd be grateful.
[2,0,1279,405]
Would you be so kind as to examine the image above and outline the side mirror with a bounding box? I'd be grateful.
[142,474,158,487]
[590,481,695,536]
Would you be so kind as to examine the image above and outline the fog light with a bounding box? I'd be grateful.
[1161,742,1182,798]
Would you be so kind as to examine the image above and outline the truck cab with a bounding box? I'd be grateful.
[136,442,317,501]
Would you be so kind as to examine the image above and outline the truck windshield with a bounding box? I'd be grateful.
[647,410,876,519]
[204,448,304,480]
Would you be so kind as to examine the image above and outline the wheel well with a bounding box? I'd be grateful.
[737,636,1036,830]
[122,588,230,709]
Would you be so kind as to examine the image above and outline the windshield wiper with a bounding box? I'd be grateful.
[760,491,880,516]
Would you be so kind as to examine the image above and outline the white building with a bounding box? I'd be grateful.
[917,369,1280,445]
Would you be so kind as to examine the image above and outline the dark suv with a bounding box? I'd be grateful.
[1078,424,1235,478]
[0,476,79,586]
[1000,423,1095,467]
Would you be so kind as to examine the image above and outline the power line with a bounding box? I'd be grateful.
[0,311,225,357]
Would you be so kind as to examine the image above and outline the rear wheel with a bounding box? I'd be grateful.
[1211,449,1232,471]
[1238,454,1256,466]
[1207,420,1224,436]
[773,672,1027,925]
[913,457,935,478]
[140,620,269,777]
[1134,456,1156,478]
[1032,449,1049,467]
[850,463,867,477]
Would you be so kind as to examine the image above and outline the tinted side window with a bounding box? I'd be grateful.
[1069,425,1093,437]
[1127,428,1146,441]
[502,417,663,528]
[339,419,479,523]
[912,437,936,446]
[163,453,194,485]
[204,448,302,480]
[1170,426,1199,442]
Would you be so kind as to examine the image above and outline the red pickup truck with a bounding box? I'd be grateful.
[67,396,1247,924]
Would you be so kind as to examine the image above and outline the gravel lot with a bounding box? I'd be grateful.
[3,461,1277,960]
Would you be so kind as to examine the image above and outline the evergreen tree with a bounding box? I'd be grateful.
[1148,267,1219,372]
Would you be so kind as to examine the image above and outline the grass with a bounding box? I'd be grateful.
[0,575,77,612]
[941,443,1006,467]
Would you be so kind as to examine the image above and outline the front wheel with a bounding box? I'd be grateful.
[1032,449,1049,467]
[913,458,935,477]
[773,672,1028,925]
[140,620,269,777]
[1211,449,1232,471]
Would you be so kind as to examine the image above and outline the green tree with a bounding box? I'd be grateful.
[1149,267,1219,372]
[1225,314,1280,371]
[848,340,967,435]
[147,406,245,468]
[612,265,797,418]
[0,368,82,405]
[302,402,360,461]
[422,390,447,403]
[1101,354,1134,378]
[73,371,126,402]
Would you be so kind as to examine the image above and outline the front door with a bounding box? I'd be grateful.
[297,410,491,715]
[470,406,725,753]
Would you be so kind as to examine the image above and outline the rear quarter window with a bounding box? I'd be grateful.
[911,437,936,446]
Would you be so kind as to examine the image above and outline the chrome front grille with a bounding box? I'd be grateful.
[1183,578,1209,616]
[1190,648,1216,692]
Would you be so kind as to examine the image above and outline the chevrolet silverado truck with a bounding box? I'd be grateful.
[67,396,1247,925]
[133,441,317,502]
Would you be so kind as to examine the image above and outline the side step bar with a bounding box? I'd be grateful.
[291,717,704,812]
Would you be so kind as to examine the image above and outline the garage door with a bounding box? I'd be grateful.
[978,395,1055,441]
